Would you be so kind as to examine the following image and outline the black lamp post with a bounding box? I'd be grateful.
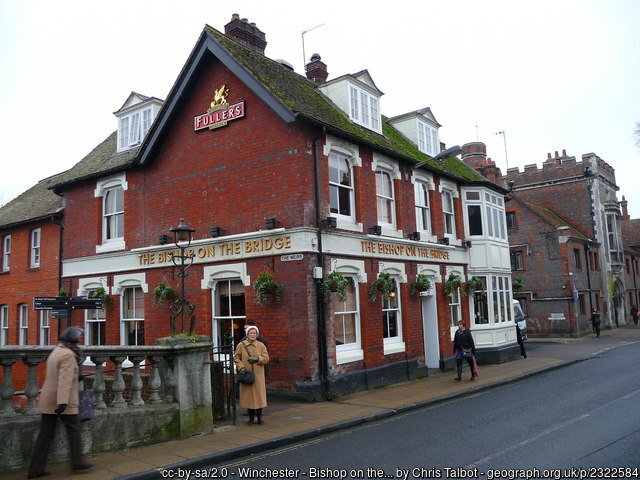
[168,219,196,335]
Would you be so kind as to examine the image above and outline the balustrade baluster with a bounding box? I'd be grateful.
[130,356,145,406]
[91,355,108,409]
[147,355,162,405]
[23,357,42,414]
[0,358,17,415]
[164,356,176,403]
[110,355,127,408]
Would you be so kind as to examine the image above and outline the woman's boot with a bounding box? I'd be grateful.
[256,408,263,425]
[247,409,255,425]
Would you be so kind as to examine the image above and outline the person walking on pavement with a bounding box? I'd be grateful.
[631,305,638,326]
[28,327,94,478]
[591,307,601,338]
[516,323,527,358]
[234,325,269,425]
[453,320,476,381]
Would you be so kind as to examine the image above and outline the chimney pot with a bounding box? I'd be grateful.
[562,149,567,156]
[305,52,328,83]
[224,15,268,55]
[555,151,559,158]
[232,13,240,20]
[547,153,552,159]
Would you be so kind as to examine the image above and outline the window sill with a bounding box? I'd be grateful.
[336,348,364,365]
[335,217,363,233]
[96,240,126,254]
[383,341,405,355]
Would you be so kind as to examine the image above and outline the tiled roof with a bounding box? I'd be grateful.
[525,202,591,240]
[622,219,640,248]
[205,26,487,184]
[49,132,139,191]
[0,173,63,230]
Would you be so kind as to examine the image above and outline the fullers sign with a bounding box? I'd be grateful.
[194,84,245,131]
[194,101,245,131]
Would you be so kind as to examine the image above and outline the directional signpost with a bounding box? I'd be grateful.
[34,296,103,329]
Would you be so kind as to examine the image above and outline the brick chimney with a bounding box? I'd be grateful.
[462,142,503,184]
[305,53,328,84]
[224,14,267,55]
[621,195,630,221]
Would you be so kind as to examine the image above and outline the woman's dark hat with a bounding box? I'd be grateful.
[59,327,84,344]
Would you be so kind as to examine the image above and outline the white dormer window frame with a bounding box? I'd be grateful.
[417,119,439,156]
[348,83,381,133]
[118,106,153,152]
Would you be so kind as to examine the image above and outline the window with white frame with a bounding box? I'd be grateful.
[85,289,106,346]
[213,279,246,349]
[2,235,10,271]
[30,228,41,268]
[0,305,8,345]
[121,286,144,345]
[382,280,402,348]
[442,188,456,237]
[448,287,462,327]
[333,277,361,353]
[349,84,380,132]
[103,186,124,243]
[491,276,512,323]
[414,180,431,236]
[39,310,50,345]
[118,107,153,151]
[375,169,395,227]
[417,120,439,157]
[472,276,489,325]
[485,192,506,240]
[19,303,28,345]
[329,152,355,218]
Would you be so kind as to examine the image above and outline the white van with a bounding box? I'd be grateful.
[513,300,528,340]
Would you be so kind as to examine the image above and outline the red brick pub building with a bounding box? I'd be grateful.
[0,16,518,399]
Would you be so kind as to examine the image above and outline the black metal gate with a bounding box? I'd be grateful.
[210,345,236,423]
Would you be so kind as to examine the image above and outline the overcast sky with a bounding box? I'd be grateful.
[1,0,639,218]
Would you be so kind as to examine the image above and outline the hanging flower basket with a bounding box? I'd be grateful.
[443,273,463,297]
[512,276,525,291]
[466,276,485,295]
[152,282,177,308]
[320,271,349,303]
[410,274,432,295]
[90,286,113,309]
[253,272,282,306]
[369,272,396,302]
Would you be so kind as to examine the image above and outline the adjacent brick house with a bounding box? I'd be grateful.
[1,16,520,399]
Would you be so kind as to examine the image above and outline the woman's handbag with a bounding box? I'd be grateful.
[462,347,473,358]
[237,342,255,385]
[78,389,94,421]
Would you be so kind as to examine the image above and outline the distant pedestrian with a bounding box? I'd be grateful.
[453,320,476,381]
[631,305,638,326]
[234,325,269,425]
[591,307,601,338]
[516,324,527,358]
[28,327,94,478]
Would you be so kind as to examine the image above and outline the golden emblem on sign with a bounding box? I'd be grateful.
[210,84,229,108]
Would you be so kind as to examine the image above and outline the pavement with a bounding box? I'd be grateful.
[5,324,640,480]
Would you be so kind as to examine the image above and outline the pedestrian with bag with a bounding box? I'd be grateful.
[631,305,638,326]
[233,325,269,425]
[239,320,268,417]
[591,307,601,338]
[453,320,476,381]
[28,327,94,478]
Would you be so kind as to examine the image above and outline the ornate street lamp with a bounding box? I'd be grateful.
[168,219,196,335]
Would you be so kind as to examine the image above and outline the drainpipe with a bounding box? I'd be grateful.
[312,127,332,401]
[51,213,65,334]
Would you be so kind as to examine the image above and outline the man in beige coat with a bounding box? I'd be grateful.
[28,327,93,478]
[234,325,269,424]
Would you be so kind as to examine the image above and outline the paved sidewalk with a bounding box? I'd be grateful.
[5,325,640,480]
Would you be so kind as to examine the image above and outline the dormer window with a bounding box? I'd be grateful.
[114,92,163,153]
[417,120,439,156]
[119,107,152,151]
[349,83,380,133]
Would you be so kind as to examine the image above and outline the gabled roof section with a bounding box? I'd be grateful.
[351,69,384,95]
[114,92,151,114]
[138,25,485,183]
[512,197,591,241]
[49,132,138,192]
[622,218,640,249]
[0,174,64,230]
[388,107,441,127]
